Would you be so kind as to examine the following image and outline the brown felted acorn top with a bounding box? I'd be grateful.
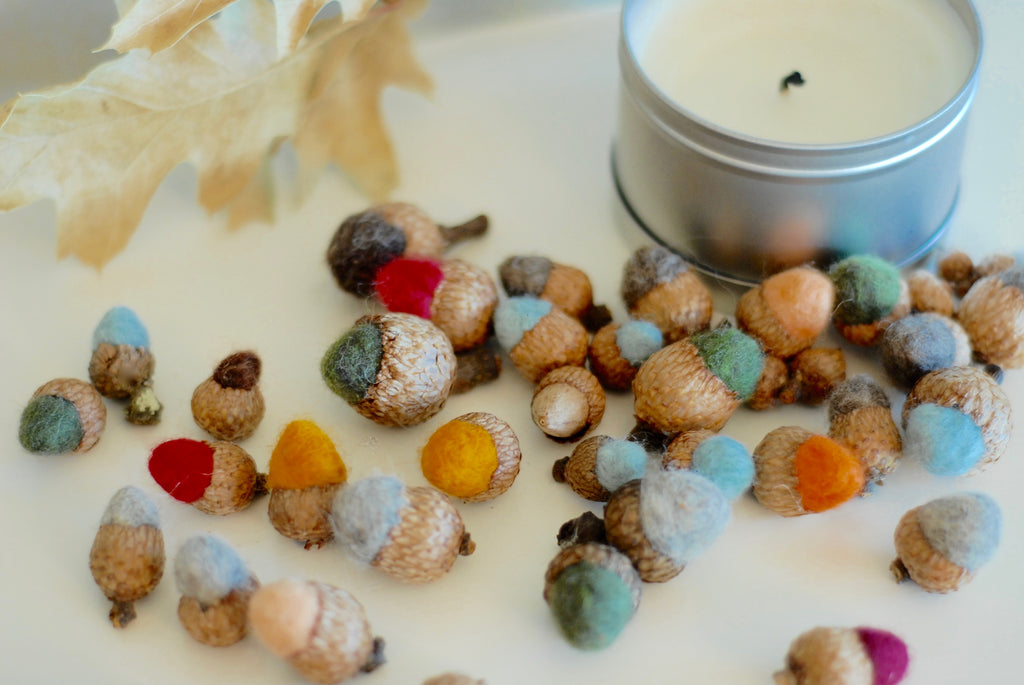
[956,267,1024,368]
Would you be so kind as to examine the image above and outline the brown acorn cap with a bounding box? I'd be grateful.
[89,523,165,627]
[177,575,259,647]
[834,279,911,346]
[193,441,265,515]
[632,339,739,435]
[906,268,955,316]
[588,322,638,391]
[31,378,107,453]
[829,405,902,487]
[356,313,457,427]
[268,483,343,549]
[192,352,265,441]
[938,250,976,297]
[773,627,875,685]
[455,411,522,503]
[532,366,606,441]
[891,505,973,593]
[543,542,642,610]
[747,354,789,411]
[431,259,498,352]
[956,270,1024,368]
[509,307,589,383]
[784,347,846,405]
[628,272,713,343]
[89,342,155,399]
[542,263,594,320]
[736,266,834,358]
[376,202,487,257]
[603,480,684,583]
[751,426,814,517]
[662,429,718,471]
[902,366,1012,473]
[552,434,614,502]
[372,485,473,583]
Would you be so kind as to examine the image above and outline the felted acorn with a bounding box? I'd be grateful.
[552,435,648,502]
[906,268,955,316]
[372,257,498,351]
[828,254,910,346]
[531,365,606,441]
[249,579,385,684]
[620,245,713,342]
[19,377,106,455]
[330,476,475,583]
[543,542,642,650]
[422,675,484,685]
[88,307,160,421]
[956,265,1024,368]
[89,485,165,627]
[752,426,865,517]
[326,201,488,296]
[321,312,456,427]
[891,492,1001,593]
[587,319,664,391]
[662,430,754,500]
[498,255,595,321]
[773,626,910,685]
[493,295,589,383]
[420,411,521,502]
[192,351,265,441]
[827,375,902,488]
[735,265,835,358]
[879,312,971,389]
[266,420,348,549]
[148,438,267,515]
[632,326,764,434]
[603,467,730,582]
[174,534,259,647]
[901,366,1012,476]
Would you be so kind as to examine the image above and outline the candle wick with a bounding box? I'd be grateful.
[780,71,805,92]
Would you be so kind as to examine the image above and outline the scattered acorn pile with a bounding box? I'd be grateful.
[16,200,1022,683]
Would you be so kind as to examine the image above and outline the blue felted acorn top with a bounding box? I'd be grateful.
[92,306,150,349]
[174,534,250,605]
[917,492,1001,571]
[100,485,160,528]
[689,435,754,500]
[616,319,663,366]
[493,295,553,351]
[330,475,408,563]
[595,439,648,493]
[639,467,730,564]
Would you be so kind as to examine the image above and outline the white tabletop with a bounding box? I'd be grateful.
[1,2,1022,684]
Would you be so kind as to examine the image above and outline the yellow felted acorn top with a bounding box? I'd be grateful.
[421,419,498,498]
[266,420,347,490]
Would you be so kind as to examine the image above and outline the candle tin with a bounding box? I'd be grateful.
[613,0,983,285]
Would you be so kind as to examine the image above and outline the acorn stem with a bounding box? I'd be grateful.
[252,472,269,499]
[109,600,137,628]
[552,457,569,483]
[557,511,607,548]
[362,637,387,673]
[440,215,489,246]
[890,557,911,582]
[459,533,476,556]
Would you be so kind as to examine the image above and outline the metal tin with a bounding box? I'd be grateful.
[613,0,983,285]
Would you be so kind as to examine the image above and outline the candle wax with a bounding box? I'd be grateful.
[638,0,975,144]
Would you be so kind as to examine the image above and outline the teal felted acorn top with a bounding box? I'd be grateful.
[689,327,764,401]
[829,254,902,325]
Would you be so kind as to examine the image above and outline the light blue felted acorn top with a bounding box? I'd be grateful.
[100,485,160,528]
[689,435,754,500]
[640,467,730,564]
[616,320,663,366]
[493,296,553,351]
[330,475,408,563]
[174,534,250,605]
[917,492,1001,571]
[595,440,648,493]
[92,306,150,349]
[904,403,986,477]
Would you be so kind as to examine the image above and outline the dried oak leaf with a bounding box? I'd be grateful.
[0,0,431,267]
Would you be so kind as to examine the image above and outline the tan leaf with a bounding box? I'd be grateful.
[0,0,430,267]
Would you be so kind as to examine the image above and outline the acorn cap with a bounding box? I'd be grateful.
[622,246,713,342]
[747,354,789,411]
[785,347,846,405]
[268,483,344,549]
[906,268,955,316]
[834,280,911,347]
[494,296,589,383]
[499,255,594,319]
[588,320,664,391]
[431,259,498,351]
[421,411,522,502]
[375,202,488,257]
[177,578,259,647]
[532,366,606,441]
[736,266,834,358]
[937,250,976,296]
[192,351,265,441]
[827,375,902,486]
[663,430,753,500]
[956,267,1024,368]
[554,436,648,502]
[603,480,683,583]
[543,542,642,609]
[89,343,155,399]
[20,378,107,454]
[174,534,258,646]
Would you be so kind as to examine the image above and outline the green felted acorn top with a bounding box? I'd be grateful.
[829,254,902,325]
[547,560,635,651]
[321,321,384,404]
[689,328,763,401]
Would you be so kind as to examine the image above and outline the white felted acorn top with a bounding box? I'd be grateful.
[174,534,250,605]
[330,475,409,563]
[100,485,159,528]
[639,467,730,565]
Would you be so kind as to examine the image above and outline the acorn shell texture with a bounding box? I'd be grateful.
[503,301,589,383]
[956,268,1024,368]
[268,483,344,549]
[430,259,499,351]
[191,352,265,441]
[420,411,521,502]
[736,265,835,358]
[604,480,684,583]
[372,485,469,583]
[21,378,107,454]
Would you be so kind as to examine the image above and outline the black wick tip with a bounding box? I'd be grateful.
[780,71,805,92]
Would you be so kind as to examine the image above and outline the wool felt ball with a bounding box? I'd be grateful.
[553,436,649,502]
[321,312,456,427]
[499,254,596,321]
[891,492,1001,593]
[149,438,266,515]
[588,320,664,391]
[736,265,835,358]
[752,427,865,516]
[531,365,606,441]
[620,245,713,342]
[420,412,521,502]
[249,579,385,684]
[266,420,348,549]
[174,534,259,647]
[829,254,910,346]
[493,295,589,383]
[774,626,910,685]
[19,378,106,455]
[543,543,642,651]
[89,486,165,628]
[902,366,1012,476]
[827,374,902,488]
[957,266,1024,368]
[191,351,265,441]
[374,257,498,351]
[632,327,764,434]
[664,431,754,500]
[89,306,156,401]
[330,476,474,583]
[880,313,970,389]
